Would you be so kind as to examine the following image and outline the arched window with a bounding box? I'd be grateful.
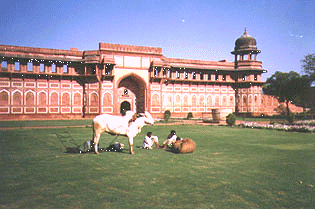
[175,95,181,106]
[62,92,70,106]
[184,95,189,106]
[152,94,159,106]
[103,93,112,106]
[13,91,22,105]
[243,96,247,106]
[229,96,234,106]
[215,96,219,107]
[192,95,197,107]
[249,95,252,105]
[73,93,81,106]
[90,93,98,106]
[38,92,47,106]
[50,92,59,106]
[200,95,204,106]
[207,95,212,107]
[222,96,227,106]
[0,90,9,106]
[25,91,35,106]
[167,95,172,107]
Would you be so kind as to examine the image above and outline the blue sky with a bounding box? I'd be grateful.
[1,0,314,81]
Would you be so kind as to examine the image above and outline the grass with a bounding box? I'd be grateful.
[1,124,314,208]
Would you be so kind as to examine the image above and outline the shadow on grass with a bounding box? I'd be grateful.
[65,147,129,154]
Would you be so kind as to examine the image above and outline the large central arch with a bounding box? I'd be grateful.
[117,73,147,113]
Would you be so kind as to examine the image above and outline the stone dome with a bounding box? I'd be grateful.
[232,28,260,54]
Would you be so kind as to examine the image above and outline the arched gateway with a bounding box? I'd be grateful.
[117,74,147,114]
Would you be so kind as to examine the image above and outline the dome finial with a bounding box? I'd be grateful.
[244,27,248,35]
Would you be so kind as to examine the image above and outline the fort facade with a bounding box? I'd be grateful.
[0,29,303,120]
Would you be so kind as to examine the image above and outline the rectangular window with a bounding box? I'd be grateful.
[105,64,111,75]
[154,67,159,77]
[192,72,196,79]
[254,74,257,81]
[63,64,68,73]
[15,62,20,71]
[176,71,180,79]
[52,64,56,73]
[208,73,211,80]
[215,74,219,81]
[222,74,226,81]
[163,68,166,76]
[40,63,45,72]
[242,75,246,81]
[200,72,204,80]
[184,71,188,79]
[1,61,8,69]
[27,62,33,72]
[167,69,171,78]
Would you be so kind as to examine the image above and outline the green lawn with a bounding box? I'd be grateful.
[1,124,314,208]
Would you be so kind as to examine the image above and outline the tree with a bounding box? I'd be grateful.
[301,54,315,80]
[164,110,171,122]
[301,53,315,112]
[263,71,311,119]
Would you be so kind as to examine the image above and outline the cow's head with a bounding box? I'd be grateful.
[138,111,154,125]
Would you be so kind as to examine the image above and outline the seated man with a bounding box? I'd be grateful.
[142,132,159,149]
[161,130,182,148]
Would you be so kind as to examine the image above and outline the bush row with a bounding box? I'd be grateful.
[238,122,315,133]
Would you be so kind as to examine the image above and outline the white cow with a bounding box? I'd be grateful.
[93,111,154,154]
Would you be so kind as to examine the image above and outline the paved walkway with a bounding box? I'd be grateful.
[0,119,225,130]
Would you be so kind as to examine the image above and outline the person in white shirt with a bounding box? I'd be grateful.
[142,132,159,149]
[161,130,182,148]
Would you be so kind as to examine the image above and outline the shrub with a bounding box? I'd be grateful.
[164,110,171,122]
[287,113,295,124]
[226,113,236,126]
[186,112,193,120]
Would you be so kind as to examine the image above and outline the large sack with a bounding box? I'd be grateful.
[173,138,196,153]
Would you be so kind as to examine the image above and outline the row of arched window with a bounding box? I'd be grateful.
[0,90,114,107]
[151,94,261,107]
[152,94,236,107]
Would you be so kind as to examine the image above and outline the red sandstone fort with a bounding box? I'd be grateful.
[0,29,303,120]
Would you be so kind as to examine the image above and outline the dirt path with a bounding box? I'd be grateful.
[0,120,223,130]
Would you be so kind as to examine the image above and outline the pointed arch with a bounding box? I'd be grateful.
[12,90,23,106]
[89,92,99,106]
[73,91,82,106]
[103,92,113,106]
[207,95,212,107]
[62,92,71,106]
[152,93,160,106]
[50,92,59,106]
[25,90,35,106]
[38,91,47,106]
[0,90,9,106]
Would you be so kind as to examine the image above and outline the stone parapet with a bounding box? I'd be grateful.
[99,42,162,55]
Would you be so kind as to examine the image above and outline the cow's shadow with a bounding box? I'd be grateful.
[65,146,105,154]
[65,147,130,154]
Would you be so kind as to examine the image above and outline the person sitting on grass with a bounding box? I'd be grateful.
[161,130,182,149]
[142,132,159,149]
